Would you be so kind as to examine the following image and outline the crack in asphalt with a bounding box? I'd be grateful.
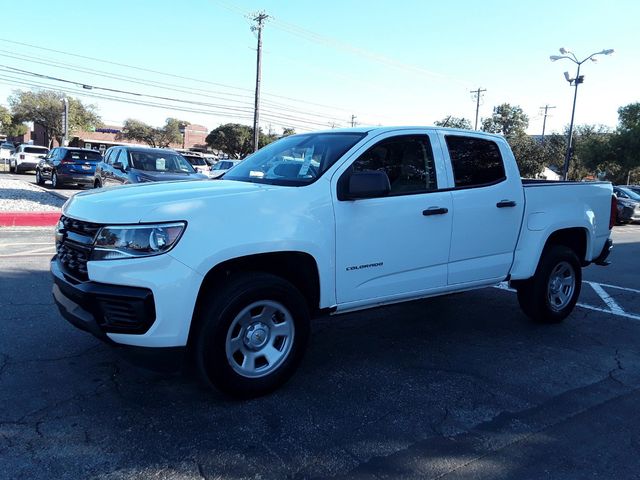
[609,348,626,385]
[18,344,102,364]
[0,353,9,379]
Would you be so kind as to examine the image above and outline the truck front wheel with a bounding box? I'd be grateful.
[194,272,310,398]
[515,245,582,324]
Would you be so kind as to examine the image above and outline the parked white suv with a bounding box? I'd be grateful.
[209,159,240,179]
[10,144,49,173]
[51,127,614,398]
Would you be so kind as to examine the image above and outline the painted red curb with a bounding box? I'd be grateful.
[0,211,61,227]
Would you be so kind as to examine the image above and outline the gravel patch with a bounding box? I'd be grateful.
[0,177,65,212]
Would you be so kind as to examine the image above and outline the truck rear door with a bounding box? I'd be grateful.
[438,133,525,285]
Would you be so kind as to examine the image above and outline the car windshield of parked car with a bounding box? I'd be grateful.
[129,151,196,173]
[618,187,640,201]
[216,161,235,170]
[24,147,49,154]
[65,150,103,162]
[225,132,366,186]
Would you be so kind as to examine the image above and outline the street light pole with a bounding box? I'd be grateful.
[563,63,581,181]
[549,48,614,180]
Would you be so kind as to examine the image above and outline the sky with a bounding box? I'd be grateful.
[0,0,637,136]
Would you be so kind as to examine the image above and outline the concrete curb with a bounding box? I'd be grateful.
[0,212,61,227]
[29,182,69,201]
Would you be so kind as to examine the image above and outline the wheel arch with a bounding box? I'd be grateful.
[543,227,589,265]
[188,251,321,348]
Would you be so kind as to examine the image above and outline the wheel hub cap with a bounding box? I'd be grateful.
[225,300,296,379]
[244,322,270,349]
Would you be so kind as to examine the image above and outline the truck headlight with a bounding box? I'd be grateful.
[91,222,186,260]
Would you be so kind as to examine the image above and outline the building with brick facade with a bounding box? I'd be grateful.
[8,122,211,155]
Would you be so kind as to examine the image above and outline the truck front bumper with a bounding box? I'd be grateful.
[51,257,187,371]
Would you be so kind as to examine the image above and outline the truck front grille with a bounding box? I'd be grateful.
[56,215,102,281]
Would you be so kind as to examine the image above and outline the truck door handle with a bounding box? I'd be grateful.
[496,200,516,208]
[423,207,449,216]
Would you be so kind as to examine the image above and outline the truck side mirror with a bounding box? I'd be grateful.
[112,161,126,172]
[339,170,391,200]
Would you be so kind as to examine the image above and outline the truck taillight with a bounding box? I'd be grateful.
[19,154,25,160]
[609,195,617,230]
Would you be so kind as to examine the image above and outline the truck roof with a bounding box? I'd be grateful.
[302,126,506,140]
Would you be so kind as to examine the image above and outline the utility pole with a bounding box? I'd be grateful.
[539,105,556,142]
[470,87,486,130]
[251,11,269,152]
[350,115,357,127]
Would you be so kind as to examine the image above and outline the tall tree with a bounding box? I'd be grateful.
[611,103,640,183]
[481,104,543,177]
[206,123,255,158]
[9,90,100,147]
[481,103,529,137]
[118,118,188,148]
[434,116,472,129]
[0,105,27,138]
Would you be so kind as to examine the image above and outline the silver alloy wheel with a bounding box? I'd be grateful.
[547,261,576,311]
[225,300,295,378]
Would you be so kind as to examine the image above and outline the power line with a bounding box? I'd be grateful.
[0,48,350,125]
[0,66,343,129]
[0,37,356,114]
[0,74,320,132]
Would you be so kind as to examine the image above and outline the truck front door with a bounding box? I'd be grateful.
[332,131,453,308]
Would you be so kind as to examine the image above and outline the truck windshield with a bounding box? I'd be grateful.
[224,132,366,186]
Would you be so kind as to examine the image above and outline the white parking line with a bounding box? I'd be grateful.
[0,252,55,258]
[494,280,640,321]
[593,282,640,294]
[0,242,53,247]
[587,281,627,316]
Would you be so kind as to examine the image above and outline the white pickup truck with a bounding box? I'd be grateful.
[51,127,615,397]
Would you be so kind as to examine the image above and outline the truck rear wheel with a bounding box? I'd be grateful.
[194,272,310,398]
[516,245,582,324]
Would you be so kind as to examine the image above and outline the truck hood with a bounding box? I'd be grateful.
[62,179,277,224]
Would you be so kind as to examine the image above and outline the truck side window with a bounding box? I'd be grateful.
[445,136,506,188]
[351,135,437,195]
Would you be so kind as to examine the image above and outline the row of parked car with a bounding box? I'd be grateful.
[2,142,241,188]
[3,141,640,224]
[614,185,640,224]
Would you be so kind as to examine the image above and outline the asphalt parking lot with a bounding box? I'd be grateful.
[1,225,640,479]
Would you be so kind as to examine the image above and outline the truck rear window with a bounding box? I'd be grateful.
[445,136,505,188]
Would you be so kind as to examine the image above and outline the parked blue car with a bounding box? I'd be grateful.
[36,147,103,188]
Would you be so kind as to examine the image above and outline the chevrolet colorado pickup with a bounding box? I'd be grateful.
[51,127,615,397]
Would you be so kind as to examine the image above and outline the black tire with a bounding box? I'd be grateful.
[516,245,582,324]
[94,178,102,189]
[194,272,310,398]
[51,171,60,189]
[35,169,45,185]
[9,164,15,173]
